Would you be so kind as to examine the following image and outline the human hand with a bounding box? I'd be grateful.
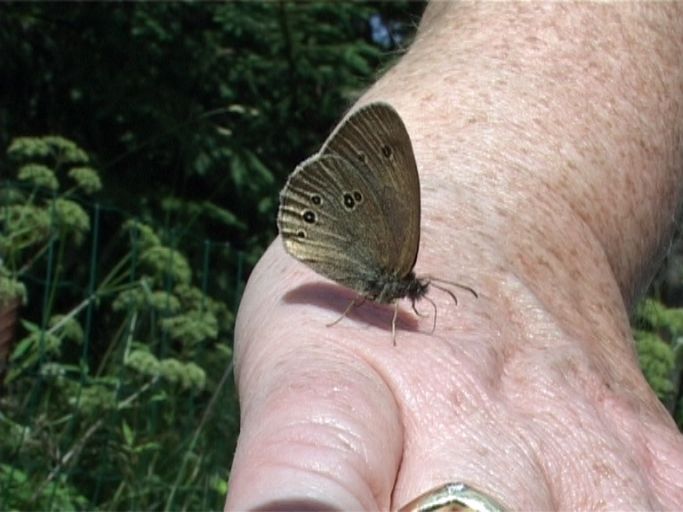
[225,3,683,510]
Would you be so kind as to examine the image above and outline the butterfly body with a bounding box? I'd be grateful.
[361,270,429,305]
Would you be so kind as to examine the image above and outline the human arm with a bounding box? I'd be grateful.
[226,3,683,510]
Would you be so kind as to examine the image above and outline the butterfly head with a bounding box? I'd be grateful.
[404,273,430,302]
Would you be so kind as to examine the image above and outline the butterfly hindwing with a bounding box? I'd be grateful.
[278,154,400,294]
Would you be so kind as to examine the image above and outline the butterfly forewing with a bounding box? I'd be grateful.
[321,102,421,277]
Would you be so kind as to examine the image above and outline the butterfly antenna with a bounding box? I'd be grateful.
[429,282,458,306]
[428,277,478,299]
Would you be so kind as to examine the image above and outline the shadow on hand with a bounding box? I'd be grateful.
[282,282,422,335]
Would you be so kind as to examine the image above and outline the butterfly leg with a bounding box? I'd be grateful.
[410,297,438,334]
[391,302,400,346]
[326,297,366,328]
[423,295,438,334]
[411,301,429,318]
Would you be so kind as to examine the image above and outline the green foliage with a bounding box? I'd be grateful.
[123,219,161,249]
[48,314,85,345]
[634,298,683,426]
[126,347,206,391]
[18,164,58,191]
[0,272,26,307]
[0,464,89,511]
[113,287,182,315]
[140,246,192,287]
[637,297,683,334]
[7,136,89,165]
[1,142,239,510]
[67,167,102,194]
[634,330,675,399]
[0,135,99,306]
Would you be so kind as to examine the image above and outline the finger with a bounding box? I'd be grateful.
[225,242,404,511]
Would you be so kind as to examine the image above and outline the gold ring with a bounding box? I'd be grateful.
[398,482,507,512]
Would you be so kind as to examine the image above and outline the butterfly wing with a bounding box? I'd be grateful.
[321,102,420,277]
[278,103,421,296]
[278,154,399,295]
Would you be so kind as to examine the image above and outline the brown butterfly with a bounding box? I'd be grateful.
[277,102,476,343]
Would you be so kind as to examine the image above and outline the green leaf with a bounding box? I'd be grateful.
[122,420,135,447]
[201,202,247,231]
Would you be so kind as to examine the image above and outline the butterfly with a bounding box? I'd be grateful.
[277,102,476,343]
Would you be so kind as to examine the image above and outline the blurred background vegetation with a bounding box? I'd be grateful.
[0,2,680,510]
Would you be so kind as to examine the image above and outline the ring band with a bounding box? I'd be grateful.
[398,482,507,512]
